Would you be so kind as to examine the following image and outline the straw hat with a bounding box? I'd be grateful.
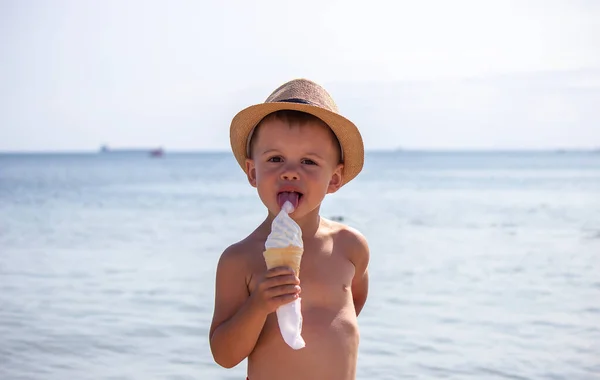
[229,78,364,186]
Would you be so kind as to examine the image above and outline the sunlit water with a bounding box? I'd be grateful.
[1,151,599,380]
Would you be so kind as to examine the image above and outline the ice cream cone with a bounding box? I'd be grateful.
[263,245,303,276]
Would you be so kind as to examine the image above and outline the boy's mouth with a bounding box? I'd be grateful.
[277,191,302,210]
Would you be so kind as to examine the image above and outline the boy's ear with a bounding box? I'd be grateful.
[327,163,344,194]
[245,158,257,187]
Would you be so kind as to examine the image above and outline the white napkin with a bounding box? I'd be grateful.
[276,297,305,350]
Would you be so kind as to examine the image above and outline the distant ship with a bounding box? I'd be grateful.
[99,145,164,157]
[149,148,164,157]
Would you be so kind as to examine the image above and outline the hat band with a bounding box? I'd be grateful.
[276,98,320,107]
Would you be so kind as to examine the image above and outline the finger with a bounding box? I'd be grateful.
[262,274,299,288]
[265,284,301,298]
[264,266,296,278]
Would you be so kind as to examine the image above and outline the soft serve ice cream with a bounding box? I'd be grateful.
[263,200,306,349]
[264,200,303,252]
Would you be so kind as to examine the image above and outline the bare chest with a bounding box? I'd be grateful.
[248,239,356,307]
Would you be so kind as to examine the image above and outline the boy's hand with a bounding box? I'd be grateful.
[250,266,301,315]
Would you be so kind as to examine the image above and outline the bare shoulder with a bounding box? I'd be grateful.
[213,236,258,292]
[215,232,264,277]
[217,238,251,272]
[323,219,370,268]
[218,238,253,265]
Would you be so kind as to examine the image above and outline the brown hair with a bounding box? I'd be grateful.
[247,110,342,163]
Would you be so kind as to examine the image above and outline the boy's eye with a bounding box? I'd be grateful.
[267,156,283,163]
[301,159,317,165]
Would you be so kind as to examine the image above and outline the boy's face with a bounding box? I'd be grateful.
[245,117,344,219]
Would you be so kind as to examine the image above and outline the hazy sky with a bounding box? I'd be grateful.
[1,0,599,151]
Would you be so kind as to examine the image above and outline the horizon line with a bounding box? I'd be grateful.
[1,147,599,155]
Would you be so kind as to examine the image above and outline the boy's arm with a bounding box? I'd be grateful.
[209,245,267,369]
[346,228,370,316]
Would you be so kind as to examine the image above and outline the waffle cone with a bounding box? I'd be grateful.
[263,245,304,276]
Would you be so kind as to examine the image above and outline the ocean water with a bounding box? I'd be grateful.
[1,151,599,380]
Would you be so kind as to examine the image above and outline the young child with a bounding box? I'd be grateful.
[209,78,370,380]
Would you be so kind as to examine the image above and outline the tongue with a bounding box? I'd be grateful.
[278,192,300,210]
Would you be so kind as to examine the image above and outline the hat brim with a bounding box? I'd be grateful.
[230,101,364,186]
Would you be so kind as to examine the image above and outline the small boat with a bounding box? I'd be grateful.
[99,145,165,157]
[149,148,164,157]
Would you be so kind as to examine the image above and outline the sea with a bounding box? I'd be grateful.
[1,151,599,380]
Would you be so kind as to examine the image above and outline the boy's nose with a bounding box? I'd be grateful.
[280,166,299,181]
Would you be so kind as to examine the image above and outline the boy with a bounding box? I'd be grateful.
[209,78,370,380]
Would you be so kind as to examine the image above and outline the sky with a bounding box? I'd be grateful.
[1,0,599,152]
